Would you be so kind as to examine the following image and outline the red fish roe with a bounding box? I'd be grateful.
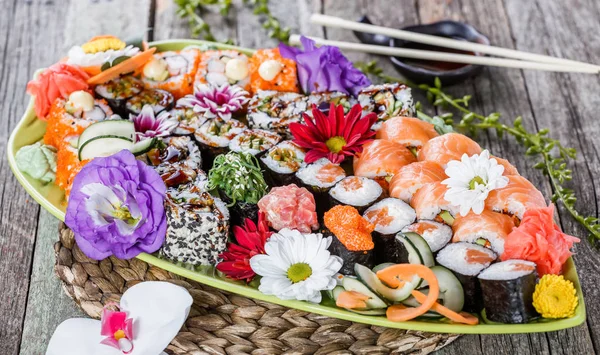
[324,205,375,251]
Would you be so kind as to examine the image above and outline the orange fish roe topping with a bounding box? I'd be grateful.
[316,163,345,183]
[249,48,299,93]
[465,249,495,264]
[324,205,375,251]
[341,176,364,190]
[364,206,394,228]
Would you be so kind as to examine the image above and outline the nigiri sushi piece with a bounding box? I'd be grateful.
[388,161,447,202]
[376,116,438,150]
[418,133,482,167]
[353,140,416,183]
[410,181,458,222]
[492,155,520,176]
[452,210,516,255]
[485,175,546,219]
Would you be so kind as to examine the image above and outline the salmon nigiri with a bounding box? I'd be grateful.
[353,140,416,180]
[485,175,546,219]
[410,181,458,221]
[418,133,482,167]
[452,210,516,255]
[389,161,447,202]
[377,116,439,150]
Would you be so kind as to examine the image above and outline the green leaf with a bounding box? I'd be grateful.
[434,77,442,89]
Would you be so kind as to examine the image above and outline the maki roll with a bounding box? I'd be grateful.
[94,75,144,113]
[410,182,458,223]
[436,242,497,313]
[195,49,251,90]
[259,140,306,187]
[258,184,319,233]
[358,83,415,130]
[125,89,174,116]
[207,151,268,226]
[452,210,516,255]
[228,129,281,156]
[478,260,539,323]
[362,198,416,263]
[142,48,201,99]
[144,136,203,188]
[329,176,382,213]
[160,179,230,266]
[247,90,308,138]
[169,104,209,136]
[402,220,452,253]
[306,91,355,114]
[249,48,299,93]
[295,158,346,216]
[194,118,246,168]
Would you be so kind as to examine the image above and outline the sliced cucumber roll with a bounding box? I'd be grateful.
[355,264,417,302]
[78,119,135,148]
[131,138,158,156]
[396,232,434,267]
[78,135,134,161]
[341,277,387,309]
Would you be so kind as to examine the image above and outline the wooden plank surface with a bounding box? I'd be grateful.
[1,0,598,354]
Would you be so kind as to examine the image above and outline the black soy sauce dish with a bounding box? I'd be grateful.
[354,16,490,86]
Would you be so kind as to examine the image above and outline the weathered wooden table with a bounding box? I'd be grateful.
[1,0,599,354]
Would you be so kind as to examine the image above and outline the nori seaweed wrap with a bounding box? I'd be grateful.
[94,75,144,114]
[259,141,306,187]
[194,118,246,169]
[327,231,374,275]
[295,158,346,218]
[328,176,382,214]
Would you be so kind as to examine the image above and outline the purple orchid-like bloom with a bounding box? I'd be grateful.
[177,83,249,121]
[131,105,178,141]
[279,36,371,97]
[65,150,167,260]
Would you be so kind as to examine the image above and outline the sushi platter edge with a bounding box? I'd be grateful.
[7,39,586,335]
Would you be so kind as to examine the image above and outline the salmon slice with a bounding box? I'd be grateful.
[491,155,520,176]
[409,182,457,220]
[452,210,516,255]
[485,175,546,219]
[377,116,439,149]
[389,161,447,202]
[316,163,346,184]
[353,140,416,179]
[418,133,482,167]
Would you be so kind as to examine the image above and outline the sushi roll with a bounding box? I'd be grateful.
[169,104,209,135]
[478,260,539,323]
[160,179,230,266]
[228,129,281,156]
[324,205,376,276]
[142,48,201,99]
[259,141,306,187]
[329,176,382,213]
[125,89,175,116]
[452,210,516,255]
[485,175,547,220]
[410,182,459,223]
[145,136,203,188]
[357,83,415,130]
[376,116,439,151]
[55,141,86,196]
[94,75,144,113]
[418,133,482,168]
[362,198,416,263]
[258,184,319,233]
[249,48,299,93]
[194,118,246,169]
[247,90,308,138]
[195,49,251,90]
[389,161,447,203]
[353,140,417,190]
[402,220,452,253]
[295,158,346,216]
[306,91,356,114]
[436,242,497,313]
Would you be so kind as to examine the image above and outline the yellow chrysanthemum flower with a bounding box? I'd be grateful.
[532,274,578,318]
[81,36,126,54]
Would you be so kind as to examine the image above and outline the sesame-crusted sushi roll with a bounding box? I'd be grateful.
[142,48,201,99]
[358,83,415,130]
[295,158,346,217]
[247,90,308,138]
[329,176,382,214]
[194,118,246,169]
[249,48,299,93]
[306,91,356,114]
[401,220,452,253]
[161,180,230,266]
[228,129,281,156]
[195,50,251,90]
[259,141,306,187]
[94,75,144,113]
[125,89,174,116]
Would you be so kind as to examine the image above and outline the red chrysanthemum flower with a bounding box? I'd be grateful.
[216,212,273,282]
[290,103,377,164]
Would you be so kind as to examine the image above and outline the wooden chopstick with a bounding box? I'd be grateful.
[310,14,600,71]
[289,35,599,74]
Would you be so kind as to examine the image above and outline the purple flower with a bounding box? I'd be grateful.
[177,83,248,121]
[131,105,177,141]
[279,36,371,97]
[65,150,167,260]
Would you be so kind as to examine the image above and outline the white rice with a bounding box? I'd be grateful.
[194,119,246,147]
[401,220,452,252]
[363,198,416,235]
[329,176,382,207]
[260,141,306,174]
[436,242,497,276]
[228,129,280,156]
[478,260,537,281]
[416,203,459,221]
[295,158,345,188]
[453,228,508,256]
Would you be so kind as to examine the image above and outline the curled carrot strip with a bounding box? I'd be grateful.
[412,290,479,325]
[87,48,156,85]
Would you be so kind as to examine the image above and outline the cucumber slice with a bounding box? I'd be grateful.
[438,211,455,226]
[330,285,345,300]
[341,277,387,309]
[78,119,135,148]
[372,263,395,273]
[131,138,158,156]
[397,232,434,267]
[78,135,134,161]
[355,264,417,302]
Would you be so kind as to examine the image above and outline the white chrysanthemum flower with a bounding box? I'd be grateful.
[66,45,140,67]
[249,228,343,303]
[442,150,509,216]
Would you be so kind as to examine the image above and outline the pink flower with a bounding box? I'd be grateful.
[100,305,134,353]
[131,105,177,141]
[177,83,248,121]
